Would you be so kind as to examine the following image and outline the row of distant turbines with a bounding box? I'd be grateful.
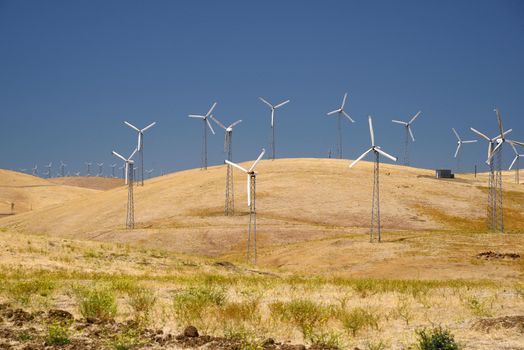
[22,162,156,179]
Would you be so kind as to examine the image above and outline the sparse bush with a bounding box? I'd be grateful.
[111,277,138,293]
[269,299,328,337]
[391,296,413,325]
[218,299,260,324]
[224,324,263,350]
[7,277,56,305]
[128,287,156,324]
[365,340,388,350]
[463,295,492,317]
[46,321,71,346]
[111,329,141,350]
[307,329,343,349]
[173,285,226,326]
[76,285,117,321]
[338,307,379,336]
[415,326,460,350]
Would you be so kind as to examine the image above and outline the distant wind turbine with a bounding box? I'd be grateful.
[259,97,290,160]
[326,93,355,159]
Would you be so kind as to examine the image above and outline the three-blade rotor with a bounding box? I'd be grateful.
[259,97,290,127]
[225,148,266,206]
[391,111,421,142]
[188,102,217,135]
[452,128,477,158]
[326,92,355,123]
[350,116,397,168]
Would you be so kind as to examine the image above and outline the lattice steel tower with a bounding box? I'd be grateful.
[126,163,135,229]
[370,152,381,242]
[247,174,257,264]
[487,147,503,232]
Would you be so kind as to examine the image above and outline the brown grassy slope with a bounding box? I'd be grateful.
[0,169,99,214]
[0,159,522,257]
[49,176,124,190]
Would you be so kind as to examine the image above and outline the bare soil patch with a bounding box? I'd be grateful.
[476,251,520,260]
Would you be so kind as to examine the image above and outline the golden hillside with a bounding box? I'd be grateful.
[49,176,124,191]
[0,169,99,215]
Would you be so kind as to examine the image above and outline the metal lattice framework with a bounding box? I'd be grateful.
[487,147,504,232]
[126,163,135,229]
[247,174,257,264]
[403,127,410,166]
[370,152,381,242]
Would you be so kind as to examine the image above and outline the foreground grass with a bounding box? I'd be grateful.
[0,230,522,349]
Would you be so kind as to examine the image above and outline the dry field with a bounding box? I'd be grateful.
[0,159,523,349]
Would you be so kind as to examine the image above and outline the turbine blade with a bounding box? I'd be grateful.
[376,148,398,162]
[274,99,290,109]
[248,148,266,172]
[488,142,503,162]
[509,156,518,170]
[349,148,373,168]
[452,128,461,141]
[137,133,142,151]
[210,115,226,130]
[141,122,156,132]
[409,110,422,124]
[124,121,140,132]
[228,119,242,129]
[188,115,205,119]
[368,116,375,147]
[392,120,408,125]
[206,119,216,135]
[342,110,355,123]
[511,140,524,147]
[408,126,415,142]
[509,141,518,155]
[494,108,504,138]
[461,140,477,143]
[225,160,248,173]
[327,109,340,116]
[454,143,461,158]
[206,102,217,117]
[111,151,127,162]
[271,109,274,128]
[129,148,138,160]
[341,93,348,109]
[259,97,273,108]
[470,127,491,141]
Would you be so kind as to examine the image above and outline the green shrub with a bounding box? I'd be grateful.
[415,326,460,350]
[463,296,492,317]
[269,299,328,337]
[46,321,71,346]
[77,285,117,321]
[111,329,141,350]
[128,288,156,323]
[173,285,226,326]
[338,307,379,336]
[307,329,343,349]
[7,277,56,305]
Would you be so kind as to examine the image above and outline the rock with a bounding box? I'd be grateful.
[183,325,199,338]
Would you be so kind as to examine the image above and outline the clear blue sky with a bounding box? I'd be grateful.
[1,0,523,176]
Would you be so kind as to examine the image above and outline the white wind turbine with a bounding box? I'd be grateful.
[350,116,397,243]
[60,161,67,177]
[225,148,266,264]
[110,164,117,178]
[96,163,104,177]
[470,108,512,233]
[85,162,92,176]
[210,114,243,216]
[124,121,156,186]
[392,111,422,166]
[326,93,355,159]
[32,164,38,176]
[188,102,217,170]
[452,128,477,173]
[508,141,523,184]
[259,97,290,160]
[145,169,154,179]
[111,148,138,185]
[45,162,52,178]
[112,148,138,229]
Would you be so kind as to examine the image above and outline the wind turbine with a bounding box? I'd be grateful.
[259,97,290,160]
[188,102,217,170]
[111,148,138,185]
[210,114,243,216]
[470,108,512,233]
[96,163,104,177]
[350,116,397,243]
[145,169,154,179]
[225,148,266,264]
[74,172,81,176]
[45,162,52,178]
[110,164,117,178]
[111,148,138,229]
[452,128,477,173]
[85,162,92,176]
[124,121,156,186]
[326,93,355,159]
[32,165,38,176]
[392,111,422,166]
[508,141,523,184]
[59,161,67,177]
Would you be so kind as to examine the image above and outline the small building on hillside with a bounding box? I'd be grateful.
[435,169,454,179]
